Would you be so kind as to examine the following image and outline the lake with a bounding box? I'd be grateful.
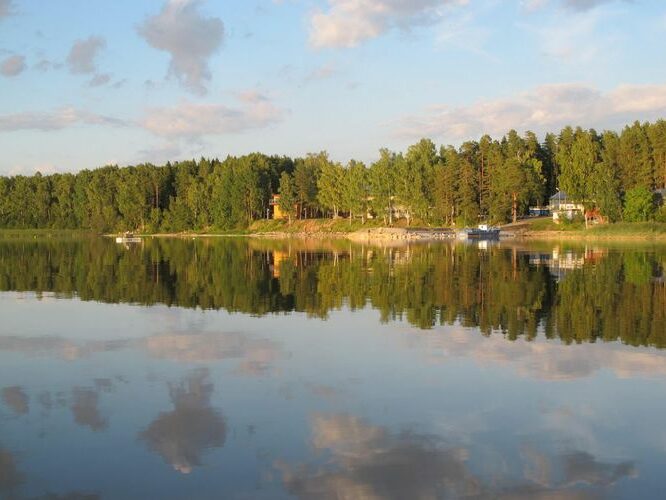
[1,237,665,499]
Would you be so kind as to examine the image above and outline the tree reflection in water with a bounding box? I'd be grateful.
[0,238,663,347]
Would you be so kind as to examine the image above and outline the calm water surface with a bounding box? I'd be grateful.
[1,237,665,499]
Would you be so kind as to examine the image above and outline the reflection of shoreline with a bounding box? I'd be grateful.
[0,238,664,345]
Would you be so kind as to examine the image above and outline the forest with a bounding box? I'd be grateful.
[0,238,664,346]
[1,120,665,232]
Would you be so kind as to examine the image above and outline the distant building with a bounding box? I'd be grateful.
[549,191,584,222]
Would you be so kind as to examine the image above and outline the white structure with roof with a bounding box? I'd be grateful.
[549,191,585,222]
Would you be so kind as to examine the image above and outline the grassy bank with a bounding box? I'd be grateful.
[523,219,666,240]
[0,229,93,240]
[247,218,386,235]
[4,219,666,242]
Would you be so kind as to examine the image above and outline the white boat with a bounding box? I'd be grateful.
[457,224,500,240]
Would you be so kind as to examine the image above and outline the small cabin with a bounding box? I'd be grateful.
[550,191,584,222]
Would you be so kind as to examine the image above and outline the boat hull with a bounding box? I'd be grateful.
[457,229,500,240]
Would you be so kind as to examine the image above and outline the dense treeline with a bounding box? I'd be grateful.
[0,238,664,347]
[1,120,666,231]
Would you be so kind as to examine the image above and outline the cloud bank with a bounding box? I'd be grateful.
[138,0,224,95]
[396,82,666,141]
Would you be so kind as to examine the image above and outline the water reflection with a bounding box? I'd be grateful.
[0,238,664,346]
[278,414,636,500]
[0,238,664,498]
[2,386,29,416]
[0,448,22,496]
[144,331,283,376]
[402,328,666,380]
[70,388,107,432]
[279,414,480,499]
[139,369,226,474]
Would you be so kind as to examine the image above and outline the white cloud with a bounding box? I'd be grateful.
[138,0,224,95]
[141,93,284,141]
[395,82,666,141]
[0,108,127,132]
[0,54,25,77]
[66,36,106,74]
[309,0,467,49]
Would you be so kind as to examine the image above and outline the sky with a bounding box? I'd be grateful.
[0,0,665,175]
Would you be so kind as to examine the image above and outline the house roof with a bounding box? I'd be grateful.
[550,191,569,201]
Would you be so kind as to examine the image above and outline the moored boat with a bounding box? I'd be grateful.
[457,224,500,239]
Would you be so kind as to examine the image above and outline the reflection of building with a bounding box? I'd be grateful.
[271,250,288,278]
[549,191,585,222]
[365,196,410,221]
[525,246,608,280]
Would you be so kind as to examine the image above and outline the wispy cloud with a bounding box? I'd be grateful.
[138,0,224,95]
[0,108,127,132]
[395,82,666,141]
[309,0,468,49]
[141,93,284,141]
[528,7,614,65]
[0,55,25,77]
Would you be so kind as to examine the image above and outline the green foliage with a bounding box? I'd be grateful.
[342,160,368,222]
[623,186,657,222]
[278,172,297,223]
[316,154,343,218]
[368,149,396,225]
[2,119,666,231]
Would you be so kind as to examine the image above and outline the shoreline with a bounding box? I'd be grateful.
[111,228,666,242]
[6,222,666,243]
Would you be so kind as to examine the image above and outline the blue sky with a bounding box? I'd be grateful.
[0,0,665,174]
